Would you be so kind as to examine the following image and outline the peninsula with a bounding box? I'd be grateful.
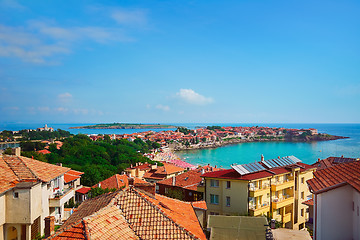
[70,123,177,129]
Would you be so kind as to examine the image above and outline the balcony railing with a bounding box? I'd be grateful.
[249,201,269,210]
[249,183,270,191]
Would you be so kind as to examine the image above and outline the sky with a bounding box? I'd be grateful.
[0,0,359,124]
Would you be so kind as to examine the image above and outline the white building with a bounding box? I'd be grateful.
[0,155,82,240]
[307,160,360,240]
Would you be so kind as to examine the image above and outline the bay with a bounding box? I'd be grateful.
[1,122,359,167]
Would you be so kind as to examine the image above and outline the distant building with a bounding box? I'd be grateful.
[37,124,54,132]
[143,162,185,183]
[201,156,315,230]
[92,174,147,189]
[157,165,221,201]
[0,155,82,240]
[307,161,360,240]
[311,156,359,170]
[125,162,154,179]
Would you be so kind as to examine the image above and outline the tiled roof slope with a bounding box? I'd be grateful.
[0,156,19,194]
[60,191,119,230]
[49,187,205,240]
[117,187,205,240]
[307,161,360,194]
[49,205,137,240]
[64,170,83,183]
[92,174,147,189]
[143,163,185,180]
[192,201,207,210]
[157,166,221,191]
[0,155,70,194]
[311,156,359,170]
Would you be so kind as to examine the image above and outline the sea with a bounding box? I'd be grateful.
[1,123,359,167]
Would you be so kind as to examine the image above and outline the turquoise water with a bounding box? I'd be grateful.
[1,123,359,167]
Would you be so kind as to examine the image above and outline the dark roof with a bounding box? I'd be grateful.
[307,161,360,194]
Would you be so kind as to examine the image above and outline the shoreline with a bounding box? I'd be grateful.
[171,135,348,152]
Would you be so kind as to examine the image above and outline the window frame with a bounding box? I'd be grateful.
[210,179,219,188]
[210,194,219,205]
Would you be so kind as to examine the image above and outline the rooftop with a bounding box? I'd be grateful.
[49,186,206,240]
[307,161,360,194]
[0,155,70,194]
[91,174,147,189]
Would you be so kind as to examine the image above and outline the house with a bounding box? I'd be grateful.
[143,163,185,183]
[307,161,360,240]
[92,174,147,189]
[0,155,82,240]
[311,156,359,170]
[201,155,315,230]
[157,165,220,201]
[124,162,153,179]
[46,182,207,240]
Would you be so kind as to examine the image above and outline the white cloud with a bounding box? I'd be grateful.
[37,106,50,112]
[156,104,170,111]
[176,89,214,105]
[58,92,72,103]
[111,9,147,26]
[0,0,25,10]
[0,18,135,64]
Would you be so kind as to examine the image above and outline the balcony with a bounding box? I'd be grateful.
[49,188,75,207]
[249,185,270,198]
[271,179,294,191]
[283,212,292,223]
[249,202,270,216]
[272,196,294,209]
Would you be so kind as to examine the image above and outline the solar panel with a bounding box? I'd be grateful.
[262,160,272,168]
[277,158,288,166]
[231,164,250,175]
[288,155,301,163]
[281,157,293,165]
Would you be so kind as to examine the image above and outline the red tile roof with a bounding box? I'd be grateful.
[191,201,207,210]
[92,174,147,189]
[157,166,221,191]
[49,187,205,240]
[143,163,185,180]
[64,170,83,183]
[311,156,359,170]
[302,199,314,206]
[0,155,70,194]
[76,187,91,194]
[37,149,51,154]
[307,161,360,194]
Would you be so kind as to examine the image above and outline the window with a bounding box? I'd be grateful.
[301,177,304,184]
[210,179,219,188]
[210,194,219,205]
[210,212,219,215]
[226,196,231,207]
[13,192,19,198]
[155,185,159,193]
[301,192,304,199]
[301,209,304,217]
[226,181,231,189]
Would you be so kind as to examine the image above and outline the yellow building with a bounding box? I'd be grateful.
[201,156,315,230]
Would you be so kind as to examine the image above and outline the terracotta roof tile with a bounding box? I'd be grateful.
[307,161,360,194]
[157,166,220,191]
[76,187,91,194]
[92,174,147,189]
[0,155,70,194]
[191,201,207,210]
[64,170,83,183]
[49,187,205,240]
[143,163,185,180]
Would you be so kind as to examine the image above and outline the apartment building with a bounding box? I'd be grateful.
[201,155,315,230]
[0,155,82,240]
[307,161,360,240]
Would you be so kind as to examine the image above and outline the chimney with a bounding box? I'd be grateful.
[98,183,101,188]
[341,155,344,158]
[128,177,134,186]
[215,165,217,168]
[45,216,55,237]
[14,147,21,156]
[56,163,62,167]
[172,176,176,186]
[261,154,264,162]
[201,168,205,175]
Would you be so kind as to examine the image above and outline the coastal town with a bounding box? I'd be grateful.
[0,125,359,240]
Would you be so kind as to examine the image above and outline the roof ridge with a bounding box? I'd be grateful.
[18,156,41,180]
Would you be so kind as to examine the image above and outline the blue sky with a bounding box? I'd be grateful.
[0,0,359,124]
